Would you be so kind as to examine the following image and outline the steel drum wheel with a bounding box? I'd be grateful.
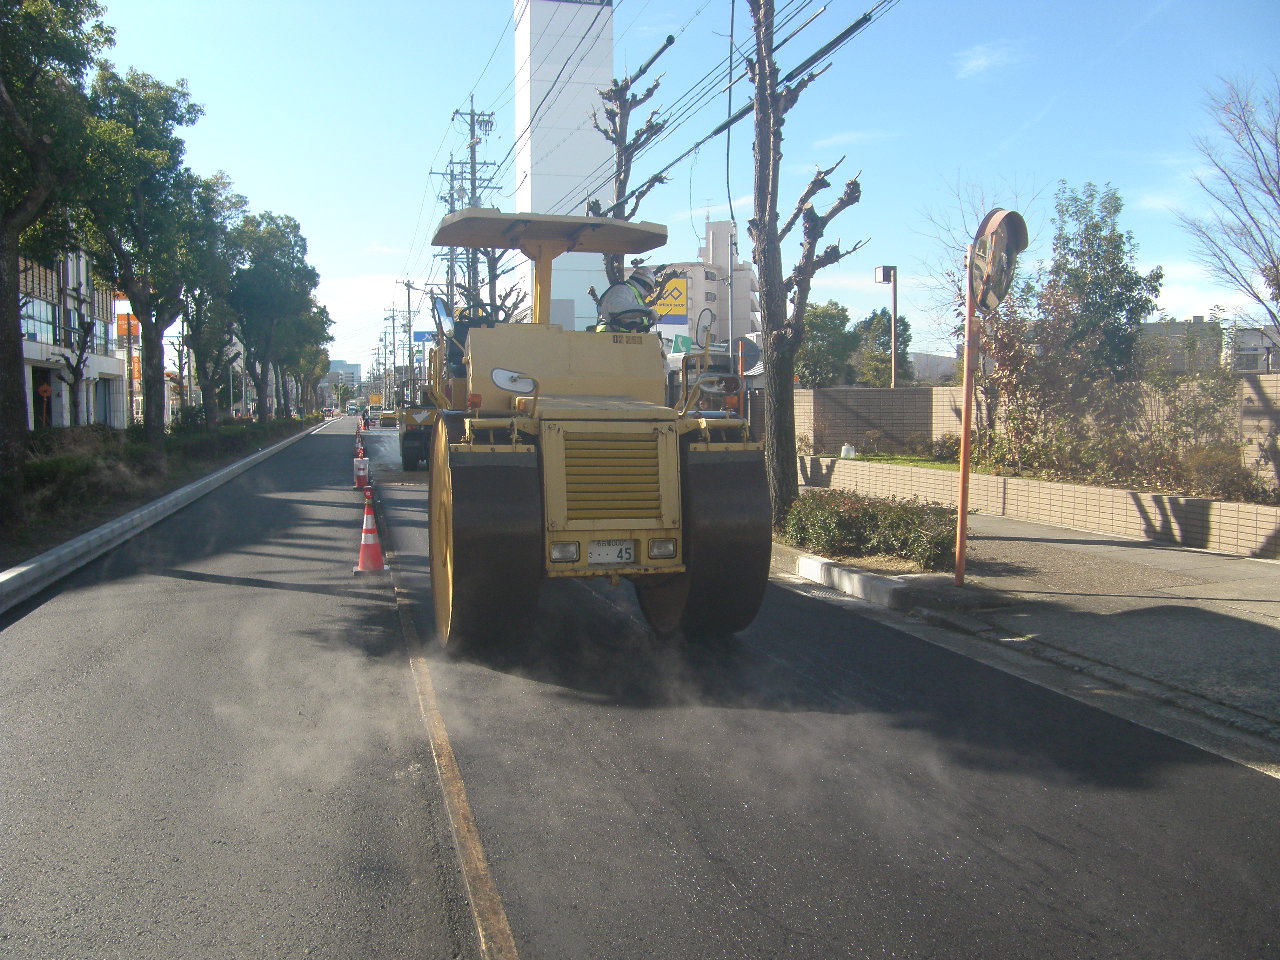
[428,422,543,654]
[429,424,458,649]
[678,446,772,639]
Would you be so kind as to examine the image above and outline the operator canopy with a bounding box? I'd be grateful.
[431,209,667,255]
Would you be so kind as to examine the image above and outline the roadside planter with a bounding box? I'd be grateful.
[799,456,1280,561]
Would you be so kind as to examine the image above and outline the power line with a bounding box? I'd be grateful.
[489,0,615,189]
[540,0,828,216]
[568,1,896,220]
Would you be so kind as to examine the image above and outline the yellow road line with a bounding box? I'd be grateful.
[374,487,519,960]
[407,648,520,960]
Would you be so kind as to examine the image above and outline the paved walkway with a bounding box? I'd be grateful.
[777,512,1280,746]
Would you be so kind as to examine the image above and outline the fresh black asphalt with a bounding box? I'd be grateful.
[3,423,1277,959]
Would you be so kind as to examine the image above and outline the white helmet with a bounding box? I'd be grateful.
[629,264,656,293]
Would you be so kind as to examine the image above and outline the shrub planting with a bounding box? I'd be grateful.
[13,416,313,539]
[783,489,955,571]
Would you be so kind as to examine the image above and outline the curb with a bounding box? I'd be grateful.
[770,540,1003,613]
[0,423,325,618]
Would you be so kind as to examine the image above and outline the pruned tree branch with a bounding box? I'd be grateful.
[781,158,844,241]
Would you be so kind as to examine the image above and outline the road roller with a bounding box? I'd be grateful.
[426,209,771,653]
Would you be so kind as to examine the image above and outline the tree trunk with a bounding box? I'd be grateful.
[139,317,166,449]
[196,363,221,429]
[279,370,292,419]
[0,225,30,530]
[65,374,82,427]
[762,339,797,516]
[747,0,799,527]
[251,366,269,423]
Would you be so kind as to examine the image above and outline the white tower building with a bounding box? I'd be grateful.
[515,0,614,329]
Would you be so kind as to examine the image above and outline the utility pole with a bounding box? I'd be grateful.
[402,279,424,391]
[430,157,463,312]
[451,97,496,299]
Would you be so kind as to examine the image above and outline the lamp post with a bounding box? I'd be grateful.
[874,265,898,388]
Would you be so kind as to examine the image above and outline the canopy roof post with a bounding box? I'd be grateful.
[521,239,572,325]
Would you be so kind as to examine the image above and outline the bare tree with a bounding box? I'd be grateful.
[746,0,864,524]
[51,260,99,425]
[586,35,673,285]
[1180,74,1280,336]
[459,248,528,323]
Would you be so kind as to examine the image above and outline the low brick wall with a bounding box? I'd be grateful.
[798,456,1280,560]
[793,386,975,455]
[795,376,1280,486]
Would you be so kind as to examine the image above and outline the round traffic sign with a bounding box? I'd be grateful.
[969,208,1029,315]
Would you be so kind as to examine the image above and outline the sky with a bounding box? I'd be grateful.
[95,0,1280,370]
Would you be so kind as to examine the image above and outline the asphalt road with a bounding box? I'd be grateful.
[372,422,1280,960]
[1,422,476,959]
[4,420,1279,960]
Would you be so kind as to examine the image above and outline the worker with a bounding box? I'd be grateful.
[594,264,660,333]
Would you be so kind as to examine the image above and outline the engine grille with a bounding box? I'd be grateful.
[563,431,662,521]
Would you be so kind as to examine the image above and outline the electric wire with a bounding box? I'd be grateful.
[541,0,825,215]
[554,0,896,221]
[486,0,615,189]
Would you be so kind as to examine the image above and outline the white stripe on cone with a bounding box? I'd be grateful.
[354,501,386,573]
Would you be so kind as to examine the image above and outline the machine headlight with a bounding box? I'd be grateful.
[550,541,580,562]
[648,539,677,559]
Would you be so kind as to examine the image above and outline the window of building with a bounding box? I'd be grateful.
[21,299,57,345]
[705,270,718,282]
[705,292,717,302]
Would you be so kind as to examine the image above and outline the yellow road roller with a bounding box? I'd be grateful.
[426,209,771,652]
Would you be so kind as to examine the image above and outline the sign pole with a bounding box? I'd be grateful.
[955,244,977,586]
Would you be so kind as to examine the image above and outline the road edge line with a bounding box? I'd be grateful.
[377,491,520,960]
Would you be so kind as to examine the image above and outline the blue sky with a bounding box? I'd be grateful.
[97,0,1279,368]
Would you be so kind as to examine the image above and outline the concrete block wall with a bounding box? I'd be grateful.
[793,390,815,452]
[794,387,944,454]
[799,375,1280,488]
[1241,373,1280,485]
[798,456,1280,560]
[794,386,974,454]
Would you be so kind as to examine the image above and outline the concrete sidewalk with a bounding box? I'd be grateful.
[775,513,1280,745]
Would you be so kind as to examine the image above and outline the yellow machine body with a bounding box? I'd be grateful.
[425,210,771,650]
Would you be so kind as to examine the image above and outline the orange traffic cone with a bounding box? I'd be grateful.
[353,486,388,575]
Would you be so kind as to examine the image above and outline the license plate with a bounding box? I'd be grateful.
[588,539,636,564]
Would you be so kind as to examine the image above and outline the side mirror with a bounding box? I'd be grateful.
[433,296,454,336]
[491,367,536,395]
[695,373,739,396]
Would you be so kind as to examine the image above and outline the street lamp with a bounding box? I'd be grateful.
[874,265,898,388]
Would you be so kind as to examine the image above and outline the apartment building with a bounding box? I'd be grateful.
[656,219,761,355]
[19,251,126,429]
